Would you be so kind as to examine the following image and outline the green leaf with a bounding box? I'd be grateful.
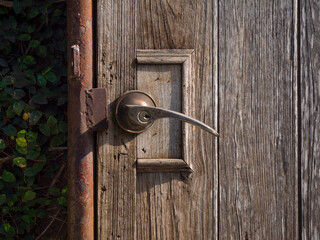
[22,190,36,202]
[57,196,67,207]
[2,45,12,56]
[2,125,17,136]
[43,27,53,38]
[5,87,13,95]
[17,34,31,41]
[46,72,57,83]
[22,55,36,65]
[12,194,18,202]
[47,116,57,127]
[0,81,5,88]
[13,117,22,126]
[50,124,59,135]
[50,134,66,147]
[13,0,23,14]
[0,6,8,14]
[12,89,26,99]
[28,40,40,48]
[58,122,68,133]
[49,187,60,197]
[42,66,53,75]
[28,7,39,19]
[22,215,32,224]
[0,57,8,67]
[0,139,5,149]
[52,9,62,17]
[3,75,15,85]
[28,110,42,125]
[36,74,46,86]
[26,150,40,160]
[18,120,28,129]
[27,131,37,142]
[61,186,67,196]
[7,200,13,207]
[9,16,17,29]
[39,124,50,137]
[37,134,48,146]
[0,194,6,205]
[17,129,26,138]
[16,145,28,154]
[27,24,36,33]
[13,101,25,115]
[36,45,47,57]
[19,63,28,71]
[16,137,27,147]
[6,105,15,118]
[24,163,44,177]
[2,170,16,183]
[30,93,48,105]
[2,222,15,234]
[2,206,9,214]
[25,176,35,187]
[13,157,27,168]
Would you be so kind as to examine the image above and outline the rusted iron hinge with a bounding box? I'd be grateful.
[85,88,108,131]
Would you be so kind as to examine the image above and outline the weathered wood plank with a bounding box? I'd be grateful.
[135,0,218,239]
[136,49,193,64]
[97,0,136,239]
[137,64,182,160]
[301,1,320,239]
[137,159,192,173]
[218,1,299,239]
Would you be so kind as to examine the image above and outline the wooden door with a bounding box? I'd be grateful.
[96,0,319,239]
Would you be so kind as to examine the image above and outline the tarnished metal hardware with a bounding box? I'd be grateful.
[67,0,94,238]
[115,91,219,136]
[86,88,108,131]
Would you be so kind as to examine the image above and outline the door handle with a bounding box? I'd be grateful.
[115,91,219,136]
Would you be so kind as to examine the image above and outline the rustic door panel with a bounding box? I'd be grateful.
[97,0,218,239]
[95,0,313,239]
[301,0,320,239]
[219,1,299,239]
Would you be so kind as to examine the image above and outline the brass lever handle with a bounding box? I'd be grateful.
[115,91,219,136]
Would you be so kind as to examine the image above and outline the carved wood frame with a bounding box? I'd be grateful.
[136,49,195,173]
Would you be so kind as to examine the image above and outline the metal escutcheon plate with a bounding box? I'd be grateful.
[115,91,156,133]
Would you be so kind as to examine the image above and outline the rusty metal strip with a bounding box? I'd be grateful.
[86,88,108,131]
[67,0,94,239]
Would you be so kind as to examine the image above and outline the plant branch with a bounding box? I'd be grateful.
[48,146,68,151]
[0,156,13,165]
[46,162,65,197]
[8,213,18,239]
[0,0,65,8]
[0,1,13,7]
[35,209,60,240]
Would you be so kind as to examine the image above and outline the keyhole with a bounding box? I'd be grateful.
[138,111,151,123]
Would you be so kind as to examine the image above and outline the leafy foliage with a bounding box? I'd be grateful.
[0,0,67,238]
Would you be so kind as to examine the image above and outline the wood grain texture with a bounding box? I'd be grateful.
[137,159,192,173]
[97,0,136,239]
[136,49,196,173]
[137,64,182,160]
[300,1,320,239]
[135,0,218,239]
[137,49,193,64]
[218,1,299,239]
[97,0,218,238]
